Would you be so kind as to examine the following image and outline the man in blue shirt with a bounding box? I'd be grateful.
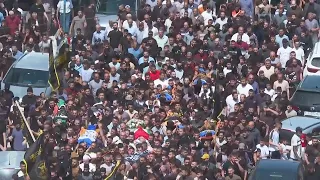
[12,45,23,60]
[138,51,155,65]
[92,24,107,45]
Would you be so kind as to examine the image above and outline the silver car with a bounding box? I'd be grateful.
[1,52,51,99]
[0,151,25,180]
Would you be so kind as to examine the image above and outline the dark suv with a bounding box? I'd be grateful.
[291,75,320,117]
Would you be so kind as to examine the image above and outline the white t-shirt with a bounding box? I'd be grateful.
[231,33,251,45]
[79,68,94,82]
[226,94,240,113]
[269,129,280,152]
[154,79,168,89]
[292,47,305,65]
[164,18,173,32]
[256,144,269,159]
[277,46,293,68]
[237,84,253,97]
[290,134,302,159]
[264,88,275,97]
[280,143,291,160]
[100,163,115,174]
[57,0,72,13]
[201,10,213,25]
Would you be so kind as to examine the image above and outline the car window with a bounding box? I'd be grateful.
[311,57,320,67]
[0,169,19,180]
[291,90,320,106]
[4,68,49,88]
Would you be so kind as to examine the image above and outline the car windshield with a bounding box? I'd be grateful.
[98,0,137,15]
[311,57,320,67]
[291,90,320,106]
[4,68,49,88]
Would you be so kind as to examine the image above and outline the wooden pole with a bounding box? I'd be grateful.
[14,101,36,142]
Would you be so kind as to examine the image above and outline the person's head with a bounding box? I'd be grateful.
[240,77,247,86]
[296,127,303,136]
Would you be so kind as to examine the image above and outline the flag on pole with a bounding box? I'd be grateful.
[23,133,48,180]
[48,41,60,91]
[104,160,121,180]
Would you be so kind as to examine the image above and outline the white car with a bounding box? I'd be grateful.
[303,42,320,77]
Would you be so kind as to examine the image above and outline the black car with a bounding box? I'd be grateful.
[291,75,320,117]
[248,159,304,180]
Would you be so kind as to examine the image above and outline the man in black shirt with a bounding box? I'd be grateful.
[108,22,123,49]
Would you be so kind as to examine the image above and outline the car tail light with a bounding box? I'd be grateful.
[307,67,319,73]
[301,133,307,147]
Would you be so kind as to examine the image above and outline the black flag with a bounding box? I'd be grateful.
[23,134,48,179]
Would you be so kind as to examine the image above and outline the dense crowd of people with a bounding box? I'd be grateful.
[0,0,320,179]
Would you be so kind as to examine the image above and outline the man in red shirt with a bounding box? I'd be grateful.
[6,11,21,35]
[147,64,161,81]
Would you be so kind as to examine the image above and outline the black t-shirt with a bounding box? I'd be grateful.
[29,109,41,132]
[108,30,123,49]
[22,95,37,106]
[8,112,19,125]
[305,144,320,164]
[223,160,241,177]
[29,4,45,15]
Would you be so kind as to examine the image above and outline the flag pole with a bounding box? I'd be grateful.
[14,101,36,142]
[212,109,224,158]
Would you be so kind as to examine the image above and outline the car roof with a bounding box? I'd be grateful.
[0,151,25,169]
[311,42,320,57]
[14,52,49,71]
[281,116,320,131]
[256,159,300,171]
[298,75,320,90]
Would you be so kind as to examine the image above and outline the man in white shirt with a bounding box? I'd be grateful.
[57,0,73,33]
[226,92,240,114]
[201,7,213,26]
[277,39,292,68]
[290,127,302,161]
[269,121,281,159]
[215,11,228,30]
[154,30,168,50]
[237,77,253,97]
[79,61,94,83]
[231,26,250,44]
[256,138,269,159]
[292,41,305,66]
[154,72,168,89]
